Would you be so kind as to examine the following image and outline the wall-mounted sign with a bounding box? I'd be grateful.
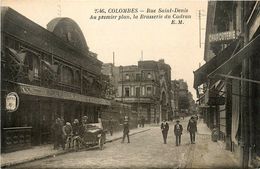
[6,92,19,112]
[209,31,237,43]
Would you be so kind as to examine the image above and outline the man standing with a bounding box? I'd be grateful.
[187,116,197,144]
[122,116,130,143]
[141,116,145,128]
[174,120,183,146]
[108,116,113,136]
[161,119,169,144]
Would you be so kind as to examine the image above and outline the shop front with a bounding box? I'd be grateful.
[1,81,110,153]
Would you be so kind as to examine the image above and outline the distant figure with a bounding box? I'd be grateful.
[108,116,113,136]
[156,117,160,124]
[161,119,169,144]
[187,116,197,144]
[141,116,145,128]
[122,117,130,143]
[174,120,183,146]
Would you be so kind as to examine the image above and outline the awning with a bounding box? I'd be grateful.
[209,34,260,77]
[17,82,111,106]
[42,60,58,73]
[193,39,240,89]
[7,47,26,64]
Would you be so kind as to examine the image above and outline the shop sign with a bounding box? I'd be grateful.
[6,92,19,112]
[209,31,236,43]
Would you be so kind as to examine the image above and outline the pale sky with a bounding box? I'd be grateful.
[2,0,208,99]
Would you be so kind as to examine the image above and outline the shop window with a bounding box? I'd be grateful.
[147,86,152,95]
[62,66,73,85]
[125,87,130,97]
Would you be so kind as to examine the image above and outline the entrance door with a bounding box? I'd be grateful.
[40,101,53,144]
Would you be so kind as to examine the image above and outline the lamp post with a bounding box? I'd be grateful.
[120,66,124,116]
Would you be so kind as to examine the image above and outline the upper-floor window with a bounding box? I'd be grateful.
[125,74,130,80]
[125,87,130,97]
[136,87,140,97]
[147,73,152,79]
[136,74,141,81]
[26,53,40,78]
[62,66,73,85]
[74,70,81,86]
[147,86,152,95]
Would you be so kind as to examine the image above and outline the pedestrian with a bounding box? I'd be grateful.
[187,116,197,144]
[62,122,73,149]
[156,117,159,124]
[141,116,145,128]
[174,120,183,146]
[72,119,81,151]
[108,116,113,136]
[161,119,169,144]
[51,118,63,150]
[121,117,130,143]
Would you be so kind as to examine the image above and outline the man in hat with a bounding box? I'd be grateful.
[174,120,183,146]
[122,117,130,143]
[161,119,169,144]
[187,116,197,144]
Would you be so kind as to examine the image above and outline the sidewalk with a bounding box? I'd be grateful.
[189,119,240,168]
[1,126,151,168]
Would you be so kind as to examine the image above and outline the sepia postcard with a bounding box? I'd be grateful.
[1,0,260,168]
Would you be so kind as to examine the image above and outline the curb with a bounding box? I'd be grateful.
[105,128,151,143]
[1,128,151,168]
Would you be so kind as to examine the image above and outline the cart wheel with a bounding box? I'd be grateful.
[98,136,104,150]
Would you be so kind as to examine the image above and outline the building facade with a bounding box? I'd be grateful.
[113,59,172,123]
[194,1,260,167]
[1,7,111,152]
[171,79,196,118]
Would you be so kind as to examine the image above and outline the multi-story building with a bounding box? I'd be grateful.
[1,7,111,152]
[193,1,260,167]
[171,79,195,117]
[114,59,172,123]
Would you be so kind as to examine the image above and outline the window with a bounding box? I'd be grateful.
[74,71,81,86]
[27,53,40,78]
[147,73,152,79]
[136,87,140,97]
[136,74,141,81]
[62,66,73,84]
[125,74,129,80]
[125,87,130,97]
[147,87,152,95]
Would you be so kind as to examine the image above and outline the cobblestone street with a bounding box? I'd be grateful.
[12,119,239,168]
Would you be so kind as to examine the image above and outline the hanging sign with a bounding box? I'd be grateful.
[6,92,19,112]
[209,31,236,43]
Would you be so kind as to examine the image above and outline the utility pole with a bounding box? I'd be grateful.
[57,0,61,17]
[199,10,201,48]
[113,52,115,66]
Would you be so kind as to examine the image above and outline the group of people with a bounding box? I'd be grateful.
[51,116,89,150]
[161,116,198,146]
